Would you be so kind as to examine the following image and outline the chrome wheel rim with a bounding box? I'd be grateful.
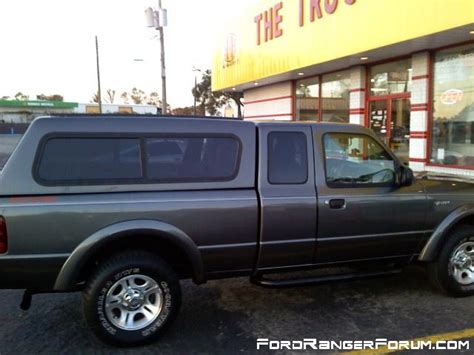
[105,274,163,331]
[449,240,474,285]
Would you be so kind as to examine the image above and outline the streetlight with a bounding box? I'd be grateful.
[192,67,202,116]
[145,1,168,115]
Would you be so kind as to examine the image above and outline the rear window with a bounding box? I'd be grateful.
[268,132,308,184]
[35,135,241,185]
[145,137,240,182]
[37,138,142,183]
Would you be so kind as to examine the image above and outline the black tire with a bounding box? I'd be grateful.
[83,250,181,347]
[428,226,474,297]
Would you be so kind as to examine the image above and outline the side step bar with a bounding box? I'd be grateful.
[250,269,402,288]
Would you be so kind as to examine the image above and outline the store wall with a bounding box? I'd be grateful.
[349,66,366,125]
[243,82,293,120]
[244,51,474,177]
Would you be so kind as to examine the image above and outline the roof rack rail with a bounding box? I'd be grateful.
[49,113,243,121]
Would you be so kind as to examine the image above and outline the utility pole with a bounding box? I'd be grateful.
[145,2,168,115]
[158,0,167,115]
[95,35,102,114]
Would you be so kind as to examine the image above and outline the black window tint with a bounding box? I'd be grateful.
[145,137,240,182]
[268,132,308,184]
[324,133,395,187]
[38,138,142,183]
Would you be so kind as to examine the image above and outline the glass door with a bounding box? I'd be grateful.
[369,98,411,164]
[389,98,410,164]
[369,100,389,144]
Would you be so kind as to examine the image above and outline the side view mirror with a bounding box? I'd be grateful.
[398,165,415,186]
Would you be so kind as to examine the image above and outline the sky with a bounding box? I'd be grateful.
[0,0,253,108]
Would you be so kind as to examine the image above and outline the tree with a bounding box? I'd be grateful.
[130,87,146,104]
[120,88,162,107]
[105,89,116,104]
[36,94,64,101]
[90,92,99,103]
[14,92,28,101]
[223,91,244,118]
[120,91,130,104]
[192,70,227,116]
[146,92,160,106]
[171,106,196,116]
[192,70,243,118]
[1,96,10,100]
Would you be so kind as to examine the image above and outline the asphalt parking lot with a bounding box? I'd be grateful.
[0,265,473,354]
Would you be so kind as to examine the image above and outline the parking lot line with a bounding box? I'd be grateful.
[340,328,474,355]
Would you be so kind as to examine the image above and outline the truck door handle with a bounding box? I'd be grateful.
[326,199,346,209]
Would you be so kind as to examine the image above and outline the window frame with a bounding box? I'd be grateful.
[295,69,350,123]
[267,131,309,185]
[322,132,399,189]
[33,132,242,186]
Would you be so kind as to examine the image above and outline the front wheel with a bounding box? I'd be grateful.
[428,226,474,297]
[83,251,181,346]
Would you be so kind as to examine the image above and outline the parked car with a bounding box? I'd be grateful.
[0,115,473,346]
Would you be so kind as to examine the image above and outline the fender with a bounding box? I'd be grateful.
[53,219,205,291]
[418,204,474,262]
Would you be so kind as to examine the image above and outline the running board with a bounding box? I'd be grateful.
[250,269,402,288]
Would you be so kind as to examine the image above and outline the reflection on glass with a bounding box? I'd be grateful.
[369,100,389,143]
[324,133,396,186]
[321,71,350,123]
[390,98,410,164]
[369,59,412,96]
[295,77,319,121]
[430,44,474,167]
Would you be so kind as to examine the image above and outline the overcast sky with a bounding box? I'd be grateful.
[0,0,253,108]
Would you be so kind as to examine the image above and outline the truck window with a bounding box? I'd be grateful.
[268,132,308,184]
[323,133,396,187]
[37,138,142,184]
[145,137,240,182]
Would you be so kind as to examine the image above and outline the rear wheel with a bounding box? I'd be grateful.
[83,251,181,346]
[428,226,474,297]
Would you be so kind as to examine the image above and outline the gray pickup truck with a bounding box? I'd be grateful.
[0,115,473,346]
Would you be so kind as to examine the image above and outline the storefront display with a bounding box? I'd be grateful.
[430,44,474,168]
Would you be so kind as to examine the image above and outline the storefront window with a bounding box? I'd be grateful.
[321,71,350,123]
[369,59,412,96]
[430,44,474,168]
[295,77,319,121]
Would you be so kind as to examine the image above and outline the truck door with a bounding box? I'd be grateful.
[256,124,317,270]
[313,128,428,263]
